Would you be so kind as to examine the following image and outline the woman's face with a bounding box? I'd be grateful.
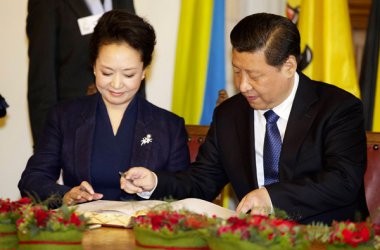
[94,42,145,110]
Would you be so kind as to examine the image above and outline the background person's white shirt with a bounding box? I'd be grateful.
[84,0,112,15]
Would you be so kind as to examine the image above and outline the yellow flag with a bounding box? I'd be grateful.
[373,53,380,132]
[172,0,213,124]
[288,0,360,98]
[287,0,301,6]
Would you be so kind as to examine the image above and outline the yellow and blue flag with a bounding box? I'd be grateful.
[172,0,226,125]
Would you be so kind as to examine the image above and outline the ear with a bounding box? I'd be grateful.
[142,69,146,80]
[282,55,297,77]
[93,65,96,76]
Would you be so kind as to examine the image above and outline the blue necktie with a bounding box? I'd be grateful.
[263,110,281,185]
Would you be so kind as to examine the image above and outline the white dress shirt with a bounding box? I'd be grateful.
[84,0,113,15]
[254,72,299,187]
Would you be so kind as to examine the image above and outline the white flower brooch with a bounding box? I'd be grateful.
[141,134,153,146]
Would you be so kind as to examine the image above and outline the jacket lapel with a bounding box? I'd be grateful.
[130,96,154,168]
[280,73,319,179]
[65,0,92,18]
[234,95,258,190]
[74,94,99,181]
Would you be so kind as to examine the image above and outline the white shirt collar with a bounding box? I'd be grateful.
[257,72,299,121]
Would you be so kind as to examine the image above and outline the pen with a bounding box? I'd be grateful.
[119,171,126,178]
[88,224,102,230]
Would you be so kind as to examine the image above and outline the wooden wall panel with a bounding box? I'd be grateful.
[349,0,372,29]
[349,0,372,77]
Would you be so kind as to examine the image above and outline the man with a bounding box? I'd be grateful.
[27,0,137,145]
[121,13,368,224]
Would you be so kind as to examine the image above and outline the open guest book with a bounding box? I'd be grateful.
[75,198,235,228]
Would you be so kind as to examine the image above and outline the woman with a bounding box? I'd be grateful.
[18,10,190,206]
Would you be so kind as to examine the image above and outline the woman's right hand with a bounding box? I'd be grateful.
[63,181,103,205]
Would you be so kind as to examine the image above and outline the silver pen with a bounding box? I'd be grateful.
[118,171,126,178]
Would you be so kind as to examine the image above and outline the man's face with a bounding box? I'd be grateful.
[232,49,296,110]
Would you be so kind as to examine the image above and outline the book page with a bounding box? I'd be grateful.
[170,198,235,219]
[74,198,235,227]
[75,200,166,227]
[75,200,165,215]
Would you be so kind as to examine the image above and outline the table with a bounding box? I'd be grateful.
[82,227,135,250]
[82,227,326,250]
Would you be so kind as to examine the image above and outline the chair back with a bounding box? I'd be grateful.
[364,131,380,224]
[185,125,226,205]
[185,125,209,162]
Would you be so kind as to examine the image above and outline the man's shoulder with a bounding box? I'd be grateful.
[213,93,250,121]
[216,93,246,109]
[299,73,361,104]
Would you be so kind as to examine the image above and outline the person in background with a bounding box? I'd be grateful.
[27,0,140,146]
[19,10,190,206]
[121,13,369,225]
[0,94,9,118]
[215,89,229,107]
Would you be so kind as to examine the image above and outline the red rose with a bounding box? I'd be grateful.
[217,226,232,236]
[0,198,12,213]
[151,215,163,230]
[16,197,32,205]
[34,209,50,227]
[342,226,371,247]
[184,216,206,229]
[69,213,82,226]
[16,218,24,227]
[248,215,269,227]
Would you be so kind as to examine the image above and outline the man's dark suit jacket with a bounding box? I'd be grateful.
[18,93,190,201]
[27,0,135,144]
[153,72,369,224]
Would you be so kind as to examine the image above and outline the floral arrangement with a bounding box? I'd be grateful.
[133,209,211,249]
[374,224,380,250]
[16,204,87,250]
[306,219,380,250]
[325,220,376,250]
[0,197,31,224]
[16,204,87,235]
[0,197,31,250]
[207,214,309,250]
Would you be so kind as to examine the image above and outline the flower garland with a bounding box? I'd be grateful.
[0,197,32,250]
[133,210,211,249]
[15,203,87,250]
[135,210,209,233]
[208,214,309,250]
[307,220,380,250]
[0,198,31,224]
[329,221,372,247]
[16,204,87,236]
